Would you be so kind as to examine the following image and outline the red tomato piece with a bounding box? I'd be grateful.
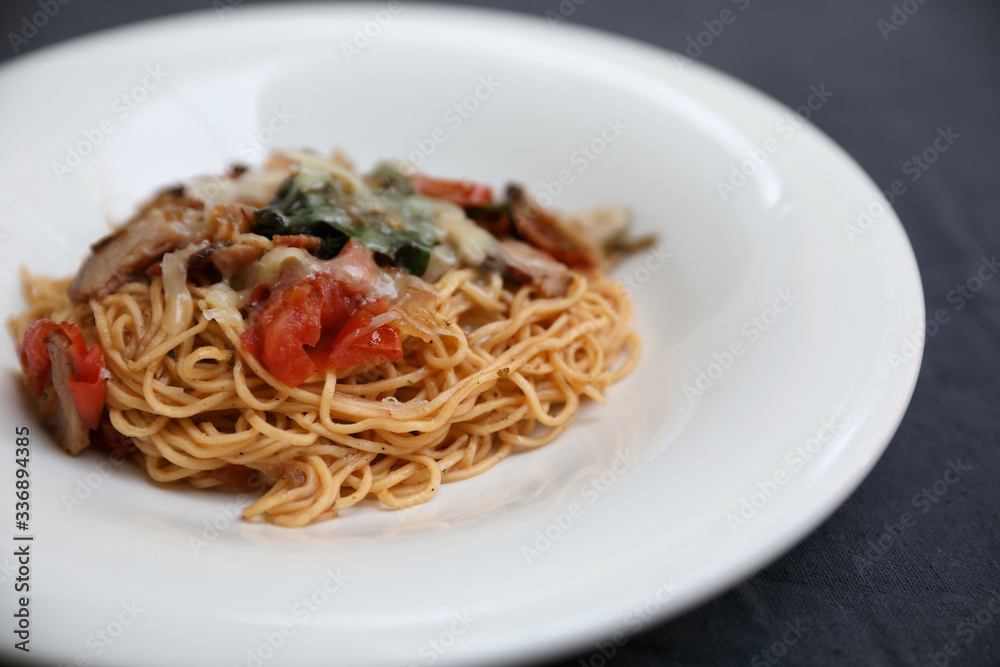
[259,279,325,387]
[239,285,271,359]
[327,302,402,369]
[68,344,107,431]
[315,277,357,332]
[243,275,403,387]
[410,174,493,207]
[20,319,107,430]
[20,319,56,395]
[239,327,261,360]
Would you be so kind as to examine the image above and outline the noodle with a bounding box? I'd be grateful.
[10,155,641,527]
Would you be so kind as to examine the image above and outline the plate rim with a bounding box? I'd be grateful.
[0,4,925,666]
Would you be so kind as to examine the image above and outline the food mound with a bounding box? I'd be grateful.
[11,149,648,526]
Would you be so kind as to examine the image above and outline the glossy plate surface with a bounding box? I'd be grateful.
[0,5,923,666]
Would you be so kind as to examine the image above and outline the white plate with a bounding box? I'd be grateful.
[0,5,924,666]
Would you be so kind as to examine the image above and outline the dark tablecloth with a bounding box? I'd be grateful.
[1,1,997,665]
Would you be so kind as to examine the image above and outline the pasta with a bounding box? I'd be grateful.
[10,150,644,526]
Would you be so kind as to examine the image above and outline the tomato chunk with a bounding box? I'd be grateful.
[20,319,107,430]
[68,344,106,431]
[325,300,402,369]
[259,278,325,387]
[410,174,493,207]
[242,275,402,388]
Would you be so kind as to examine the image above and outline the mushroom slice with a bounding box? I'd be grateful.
[494,239,574,298]
[68,188,208,302]
[43,332,91,456]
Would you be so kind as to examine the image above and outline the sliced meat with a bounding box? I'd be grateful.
[494,239,574,298]
[68,193,259,303]
[507,185,600,271]
[43,333,91,456]
[68,188,208,302]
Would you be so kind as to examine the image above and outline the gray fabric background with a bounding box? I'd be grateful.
[1,1,998,665]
